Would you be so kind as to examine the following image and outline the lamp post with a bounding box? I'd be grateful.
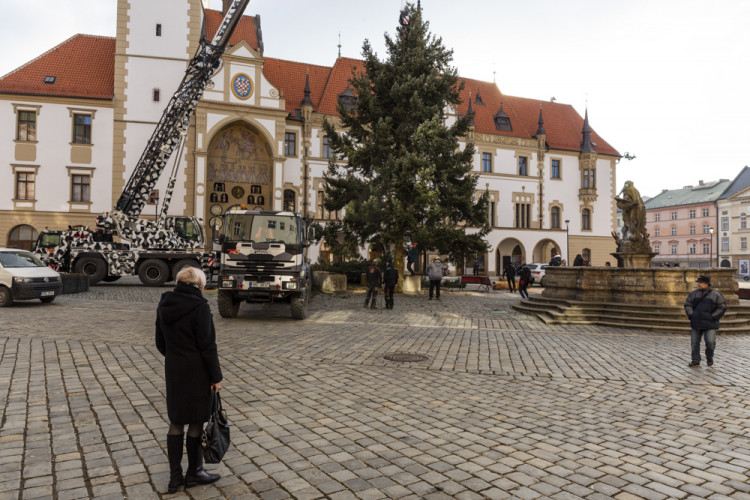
[565,219,570,265]
[709,227,714,268]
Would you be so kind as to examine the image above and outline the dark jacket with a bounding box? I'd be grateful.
[503,266,516,278]
[573,255,584,266]
[684,287,727,330]
[518,266,531,284]
[549,255,562,266]
[383,265,399,287]
[156,282,222,425]
[366,264,383,288]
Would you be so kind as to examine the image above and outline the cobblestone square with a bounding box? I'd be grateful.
[2,281,750,499]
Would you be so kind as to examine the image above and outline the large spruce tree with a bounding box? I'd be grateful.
[320,3,489,277]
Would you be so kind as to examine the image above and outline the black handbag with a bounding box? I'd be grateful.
[201,389,230,464]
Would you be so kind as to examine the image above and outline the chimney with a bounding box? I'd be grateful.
[223,0,232,15]
[698,180,704,185]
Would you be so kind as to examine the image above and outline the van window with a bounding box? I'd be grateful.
[0,250,46,268]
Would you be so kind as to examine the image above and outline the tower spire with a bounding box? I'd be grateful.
[301,69,312,107]
[337,31,341,59]
[581,108,595,153]
[536,103,546,136]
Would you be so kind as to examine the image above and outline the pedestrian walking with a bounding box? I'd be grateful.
[364,258,383,309]
[473,260,479,276]
[517,263,531,299]
[684,275,726,367]
[155,267,223,494]
[383,259,399,309]
[407,243,418,275]
[426,257,443,300]
[503,264,516,293]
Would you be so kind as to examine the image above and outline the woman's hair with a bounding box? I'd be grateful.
[176,266,207,289]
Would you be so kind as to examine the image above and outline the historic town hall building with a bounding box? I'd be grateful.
[0,0,620,274]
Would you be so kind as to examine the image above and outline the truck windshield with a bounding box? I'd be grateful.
[36,232,61,249]
[0,251,46,268]
[174,218,203,243]
[224,214,299,246]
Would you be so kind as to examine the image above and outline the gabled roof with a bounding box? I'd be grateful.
[719,166,750,200]
[644,179,732,209]
[263,58,331,114]
[204,9,260,50]
[0,34,114,100]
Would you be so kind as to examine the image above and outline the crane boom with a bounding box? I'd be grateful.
[112,0,251,222]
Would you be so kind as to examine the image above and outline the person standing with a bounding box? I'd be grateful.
[517,263,531,299]
[684,275,726,367]
[503,264,516,293]
[364,258,383,309]
[549,253,562,266]
[573,254,584,266]
[383,259,399,309]
[155,267,223,494]
[426,257,443,300]
[473,260,479,276]
[407,243,418,275]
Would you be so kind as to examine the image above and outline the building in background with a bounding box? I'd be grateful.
[0,0,621,273]
[717,166,750,276]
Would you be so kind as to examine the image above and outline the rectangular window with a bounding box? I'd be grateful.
[703,224,710,234]
[71,174,91,202]
[703,243,710,254]
[515,203,530,228]
[582,209,591,230]
[284,132,296,156]
[17,110,37,141]
[671,211,677,220]
[482,153,492,173]
[322,137,333,159]
[16,172,35,200]
[153,88,160,102]
[654,244,660,254]
[73,114,92,144]
[742,237,748,250]
[654,227,660,237]
[518,156,528,176]
[702,208,710,217]
[591,169,595,188]
[671,227,677,236]
[654,213,660,222]
[689,209,696,218]
[671,244,677,255]
[489,201,495,226]
[689,243,696,254]
[722,217,729,231]
[689,225,695,235]
[583,170,590,188]
[317,190,339,220]
[741,215,747,229]
[722,237,729,251]
[551,159,560,179]
[156,24,162,36]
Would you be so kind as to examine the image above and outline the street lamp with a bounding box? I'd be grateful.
[565,219,570,265]
[709,227,714,269]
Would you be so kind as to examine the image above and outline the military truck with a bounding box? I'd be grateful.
[216,209,312,319]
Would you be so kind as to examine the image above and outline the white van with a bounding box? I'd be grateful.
[0,247,63,306]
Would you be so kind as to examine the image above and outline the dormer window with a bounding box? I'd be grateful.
[493,105,512,131]
[475,91,484,105]
[338,85,357,112]
[43,76,56,84]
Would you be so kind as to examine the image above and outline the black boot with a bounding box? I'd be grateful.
[167,434,184,493]
[184,435,220,488]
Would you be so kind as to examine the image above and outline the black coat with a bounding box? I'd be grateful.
[383,266,399,287]
[684,287,727,330]
[366,265,383,288]
[156,282,222,425]
[573,255,584,266]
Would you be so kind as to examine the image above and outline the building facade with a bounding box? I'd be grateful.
[0,0,621,274]
[717,166,750,275]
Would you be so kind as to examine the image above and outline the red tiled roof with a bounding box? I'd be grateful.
[204,9,258,49]
[0,34,114,100]
[263,58,331,114]
[458,77,619,156]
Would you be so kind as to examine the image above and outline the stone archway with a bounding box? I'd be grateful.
[7,224,38,251]
[497,238,525,274]
[205,122,274,234]
[532,238,561,264]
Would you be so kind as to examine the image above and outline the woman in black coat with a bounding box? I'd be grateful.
[156,267,223,493]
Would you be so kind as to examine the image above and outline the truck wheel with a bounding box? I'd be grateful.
[0,286,13,307]
[218,290,239,318]
[138,259,169,286]
[40,296,55,304]
[171,259,200,282]
[290,287,309,320]
[74,257,107,285]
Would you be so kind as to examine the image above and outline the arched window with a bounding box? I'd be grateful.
[550,207,560,229]
[284,189,296,212]
[8,224,38,251]
[582,209,591,230]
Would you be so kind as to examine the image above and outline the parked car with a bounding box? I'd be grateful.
[0,248,63,306]
[526,263,548,286]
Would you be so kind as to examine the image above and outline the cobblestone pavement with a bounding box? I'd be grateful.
[2,280,750,499]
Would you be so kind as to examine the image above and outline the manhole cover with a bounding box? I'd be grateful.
[384,353,429,362]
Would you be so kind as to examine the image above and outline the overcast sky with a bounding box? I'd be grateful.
[2,0,749,198]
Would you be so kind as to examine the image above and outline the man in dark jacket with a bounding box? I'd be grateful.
[364,258,383,309]
[502,264,516,293]
[383,259,399,309]
[407,243,418,275]
[517,264,531,299]
[684,275,727,367]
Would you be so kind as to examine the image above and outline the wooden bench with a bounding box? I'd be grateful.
[460,275,493,292]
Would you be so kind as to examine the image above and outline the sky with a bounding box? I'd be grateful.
[2,0,749,199]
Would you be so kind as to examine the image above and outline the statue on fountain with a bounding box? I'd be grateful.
[612,180,654,267]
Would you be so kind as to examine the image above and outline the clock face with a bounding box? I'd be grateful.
[210,204,223,216]
[209,216,223,229]
[231,186,245,199]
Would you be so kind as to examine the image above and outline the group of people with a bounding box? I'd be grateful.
[501,263,533,298]
[364,258,400,309]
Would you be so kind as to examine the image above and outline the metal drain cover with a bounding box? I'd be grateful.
[384,353,429,362]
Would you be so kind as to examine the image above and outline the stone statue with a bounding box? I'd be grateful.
[613,180,652,254]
